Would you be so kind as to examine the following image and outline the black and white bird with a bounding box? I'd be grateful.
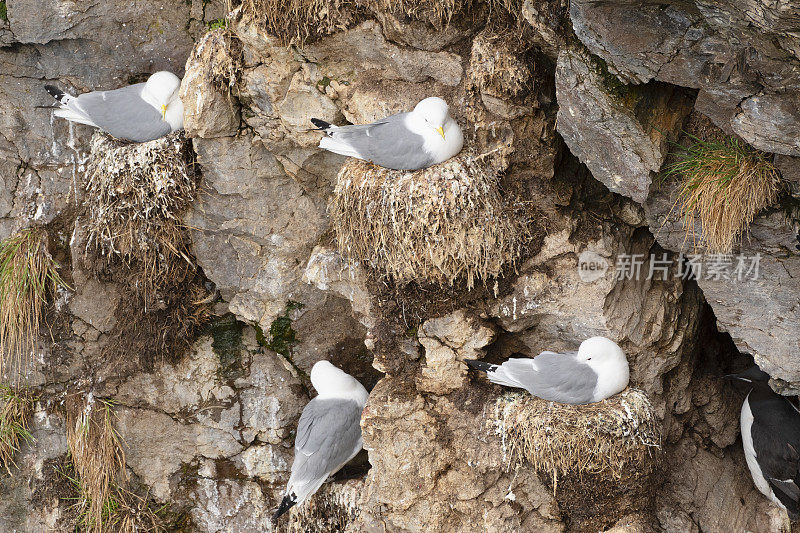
[273,360,369,520]
[311,97,464,171]
[728,365,800,519]
[466,336,630,404]
[44,71,184,142]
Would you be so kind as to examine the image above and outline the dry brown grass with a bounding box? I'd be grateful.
[66,393,128,533]
[0,228,68,381]
[83,131,197,298]
[241,0,523,44]
[330,156,531,289]
[493,389,661,492]
[666,135,782,254]
[241,0,357,44]
[0,386,34,474]
[277,479,362,533]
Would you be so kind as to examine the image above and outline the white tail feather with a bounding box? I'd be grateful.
[319,136,362,159]
[54,108,97,127]
[486,367,524,389]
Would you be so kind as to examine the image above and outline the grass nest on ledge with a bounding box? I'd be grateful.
[83,131,196,290]
[329,155,532,290]
[493,389,662,491]
[81,131,212,368]
[276,478,362,533]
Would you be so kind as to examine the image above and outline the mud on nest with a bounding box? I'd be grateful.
[493,389,662,491]
[330,155,533,290]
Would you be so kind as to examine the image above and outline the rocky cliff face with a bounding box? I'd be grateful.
[1,1,798,532]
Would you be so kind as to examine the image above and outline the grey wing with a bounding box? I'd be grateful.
[330,113,433,170]
[503,351,598,404]
[288,398,363,492]
[73,83,170,142]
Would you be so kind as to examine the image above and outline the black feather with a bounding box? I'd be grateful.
[465,359,498,373]
[272,493,297,521]
[44,85,66,103]
[311,118,331,130]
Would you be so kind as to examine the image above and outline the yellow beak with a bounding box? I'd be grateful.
[436,126,445,139]
[161,104,167,120]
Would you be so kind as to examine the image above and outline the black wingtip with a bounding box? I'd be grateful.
[272,494,297,521]
[311,118,331,130]
[44,85,64,101]
[466,359,496,373]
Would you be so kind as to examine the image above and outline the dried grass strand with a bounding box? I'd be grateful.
[66,394,128,533]
[0,386,34,474]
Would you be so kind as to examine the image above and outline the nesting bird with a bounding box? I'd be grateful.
[311,97,464,171]
[466,336,630,404]
[273,360,369,520]
[44,71,184,142]
[728,365,800,519]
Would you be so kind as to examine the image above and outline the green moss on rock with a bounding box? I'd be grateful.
[209,314,244,380]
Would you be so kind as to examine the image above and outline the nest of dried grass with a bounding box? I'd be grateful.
[240,0,522,44]
[83,131,197,296]
[277,479,362,533]
[666,134,783,254]
[493,389,661,490]
[330,156,532,289]
[241,0,359,45]
[0,385,34,474]
[0,228,68,381]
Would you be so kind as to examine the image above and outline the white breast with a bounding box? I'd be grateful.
[741,394,785,509]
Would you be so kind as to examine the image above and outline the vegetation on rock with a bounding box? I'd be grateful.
[0,228,68,381]
[0,386,34,474]
[666,134,782,254]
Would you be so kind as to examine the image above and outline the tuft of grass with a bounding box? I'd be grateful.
[665,135,782,254]
[0,1,7,21]
[66,394,128,533]
[0,228,68,381]
[0,386,34,475]
[60,461,169,533]
[83,131,197,299]
[330,156,531,289]
[493,389,661,493]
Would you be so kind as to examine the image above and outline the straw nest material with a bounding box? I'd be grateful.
[277,479,362,533]
[493,389,662,488]
[329,155,532,289]
[83,131,196,291]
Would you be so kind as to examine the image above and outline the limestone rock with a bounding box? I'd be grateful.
[417,310,496,395]
[192,479,274,533]
[186,134,329,328]
[645,172,800,390]
[569,0,800,154]
[555,47,693,203]
[181,29,241,139]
